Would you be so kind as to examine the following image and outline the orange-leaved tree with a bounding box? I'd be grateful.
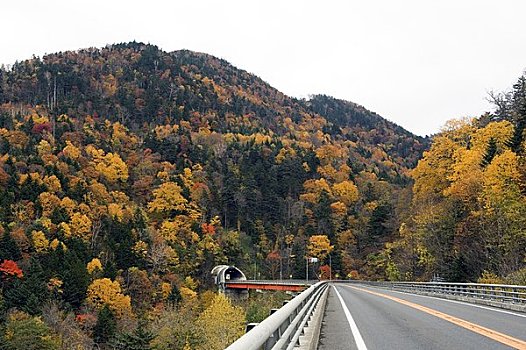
[0,259,24,278]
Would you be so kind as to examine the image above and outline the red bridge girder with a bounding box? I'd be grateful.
[225,282,307,292]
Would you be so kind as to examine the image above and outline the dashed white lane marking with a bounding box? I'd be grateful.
[333,285,368,350]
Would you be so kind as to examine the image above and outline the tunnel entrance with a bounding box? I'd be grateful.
[211,265,249,299]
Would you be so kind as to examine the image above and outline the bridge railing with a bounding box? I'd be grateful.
[356,280,526,310]
[225,281,328,350]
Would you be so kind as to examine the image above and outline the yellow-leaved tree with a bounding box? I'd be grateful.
[196,293,245,350]
[62,140,81,159]
[96,152,129,184]
[32,230,49,253]
[307,235,334,262]
[38,192,61,218]
[148,182,188,219]
[300,178,332,204]
[87,258,103,274]
[86,278,132,318]
[332,180,359,206]
[69,213,92,242]
[87,146,128,184]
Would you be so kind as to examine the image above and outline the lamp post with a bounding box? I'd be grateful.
[288,254,295,279]
[279,253,283,281]
[306,257,319,281]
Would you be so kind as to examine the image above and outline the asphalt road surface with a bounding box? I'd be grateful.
[318,283,526,350]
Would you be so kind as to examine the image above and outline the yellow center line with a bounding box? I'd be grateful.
[346,285,526,350]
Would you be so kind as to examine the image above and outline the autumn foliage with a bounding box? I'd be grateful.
[0,259,23,278]
[385,77,526,283]
[0,41,524,348]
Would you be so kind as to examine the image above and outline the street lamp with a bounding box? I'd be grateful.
[306,257,318,281]
[288,254,296,279]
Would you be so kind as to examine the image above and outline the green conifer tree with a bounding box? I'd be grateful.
[93,305,116,345]
[111,321,154,350]
[481,138,498,167]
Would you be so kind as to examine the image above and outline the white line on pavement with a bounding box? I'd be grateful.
[333,285,368,350]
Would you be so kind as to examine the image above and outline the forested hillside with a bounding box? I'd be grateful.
[386,76,526,284]
[0,41,486,349]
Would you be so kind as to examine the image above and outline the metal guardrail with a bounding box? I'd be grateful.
[353,280,526,305]
[226,281,329,350]
[229,280,526,305]
[226,280,526,349]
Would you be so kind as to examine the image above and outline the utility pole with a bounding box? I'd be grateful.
[305,257,308,282]
[329,253,332,280]
[279,254,283,281]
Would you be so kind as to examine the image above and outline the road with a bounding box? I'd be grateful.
[318,283,526,350]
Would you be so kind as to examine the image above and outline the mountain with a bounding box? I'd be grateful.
[0,41,426,167]
[0,42,428,345]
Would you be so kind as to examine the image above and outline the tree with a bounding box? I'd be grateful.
[2,311,61,350]
[507,121,525,154]
[0,259,23,279]
[87,258,103,275]
[147,182,188,219]
[368,202,392,238]
[0,232,22,261]
[510,76,526,154]
[96,152,129,184]
[481,150,526,274]
[124,267,153,311]
[307,235,333,262]
[93,305,117,345]
[480,138,497,167]
[55,248,90,309]
[86,278,132,318]
[62,140,81,159]
[332,180,359,206]
[195,293,245,350]
[31,230,49,253]
[111,322,154,350]
[69,212,93,242]
[3,258,48,315]
[149,304,199,350]
[41,303,94,350]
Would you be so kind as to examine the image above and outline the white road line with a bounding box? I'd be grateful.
[332,285,368,350]
[346,284,526,319]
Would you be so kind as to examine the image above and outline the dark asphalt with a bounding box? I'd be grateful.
[318,283,526,350]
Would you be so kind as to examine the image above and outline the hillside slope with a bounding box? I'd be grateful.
[0,42,426,172]
[0,43,428,344]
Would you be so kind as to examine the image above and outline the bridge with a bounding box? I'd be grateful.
[211,265,312,298]
[225,279,526,350]
[226,280,309,292]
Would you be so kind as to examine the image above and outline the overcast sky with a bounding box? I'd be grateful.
[2,0,526,136]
